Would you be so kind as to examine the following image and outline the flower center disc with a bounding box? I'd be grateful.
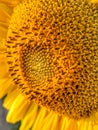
[20,44,54,87]
[6,0,98,120]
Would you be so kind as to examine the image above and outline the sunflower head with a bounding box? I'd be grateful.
[6,0,98,120]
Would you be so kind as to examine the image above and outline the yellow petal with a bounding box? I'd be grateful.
[88,122,94,130]
[0,5,11,27]
[94,125,98,130]
[0,25,7,38]
[0,58,9,78]
[93,112,98,125]
[0,39,9,78]
[0,3,12,38]
[67,119,78,130]
[3,88,19,110]
[41,113,60,130]
[19,103,39,130]
[0,78,12,98]
[0,38,6,51]
[32,107,48,130]
[61,117,69,130]
[6,94,31,123]
[0,3,12,14]
[79,119,91,130]
[0,0,20,7]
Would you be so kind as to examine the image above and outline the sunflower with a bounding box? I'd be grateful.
[0,0,98,130]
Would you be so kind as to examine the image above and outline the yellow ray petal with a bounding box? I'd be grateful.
[0,36,11,75]
[0,3,12,38]
[19,103,39,130]
[61,117,69,130]
[79,119,91,130]
[0,7,10,27]
[0,3,12,14]
[3,88,19,110]
[88,112,98,130]
[32,107,48,130]
[6,94,31,123]
[0,38,6,51]
[0,40,9,78]
[0,0,20,7]
[41,112,60,130]
[87,121,94,130]
[0,78,12,98]
[0,25,7,38]
[0,58,9,78]
[94,125,98,130]
[93,112,98,125]
[0,60,8,79]
[66,119,78,130]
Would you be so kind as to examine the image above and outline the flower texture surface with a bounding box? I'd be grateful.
[0,0,98,130]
